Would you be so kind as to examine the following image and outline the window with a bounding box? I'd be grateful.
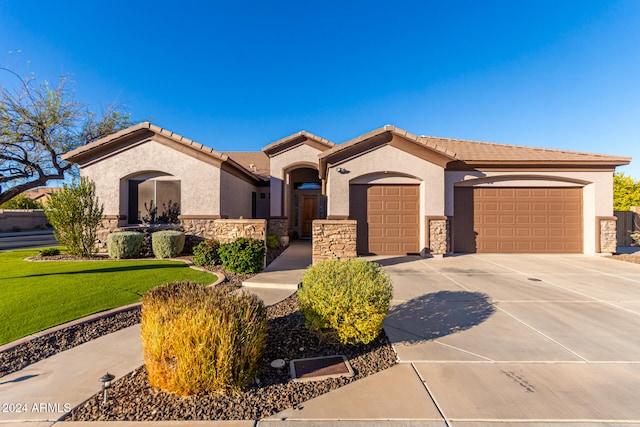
[294,182,322,190]
[128,179,181,224]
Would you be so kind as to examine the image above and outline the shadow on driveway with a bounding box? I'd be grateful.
[385,291,495,342]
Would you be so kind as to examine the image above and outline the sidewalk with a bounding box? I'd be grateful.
[242,240,311,291]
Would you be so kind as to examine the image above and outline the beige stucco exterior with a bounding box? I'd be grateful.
[63,122,630,256]
[220,169,258,219]
[81,139,221,218]
[269,143,325,217]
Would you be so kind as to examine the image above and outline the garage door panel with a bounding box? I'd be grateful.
[454,187,583,254]
[351,184,420,255]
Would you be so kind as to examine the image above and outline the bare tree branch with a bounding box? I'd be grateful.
[0,70,133,205]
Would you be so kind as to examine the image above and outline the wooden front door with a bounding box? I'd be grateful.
[301,196,317,238]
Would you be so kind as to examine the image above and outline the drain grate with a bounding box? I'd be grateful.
[290,355,354,382]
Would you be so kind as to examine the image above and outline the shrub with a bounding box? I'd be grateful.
[39,248,60,257]
[298,259,393,345]
[266,234,280,249]
[151,230,185,258]
[107,231,144,259]
[218,237,265,273]
[141,281,267,396]
[192,239,221,266]
[44,177,104,257]
[0,195,43,209]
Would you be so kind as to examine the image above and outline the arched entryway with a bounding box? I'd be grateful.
[286,166,325,238]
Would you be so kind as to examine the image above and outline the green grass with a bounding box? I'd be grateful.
[0,248,217,345]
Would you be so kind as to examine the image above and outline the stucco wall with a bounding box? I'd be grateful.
[445,170,615,255]
[326,144,445,218]
[219,169,258,219]
[81,139,220,220]
[269,144,325,217]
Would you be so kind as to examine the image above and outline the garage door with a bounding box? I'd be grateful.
[350,184,420,255]
[454,187,583,253]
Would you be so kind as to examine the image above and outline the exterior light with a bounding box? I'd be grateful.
[99,372,115,405]
[336,167,349,174]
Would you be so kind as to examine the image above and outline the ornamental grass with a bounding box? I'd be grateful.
[141,281,267,396]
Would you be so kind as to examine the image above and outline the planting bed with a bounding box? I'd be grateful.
[65,292,396,421]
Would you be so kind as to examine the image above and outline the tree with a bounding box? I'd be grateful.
[0,194,43,209]
[0,68,132,205]
[614,172,640,211]
[45,177,104,257]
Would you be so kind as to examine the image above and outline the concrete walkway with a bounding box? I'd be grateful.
[242,241,311,291]
[3,252,640,426]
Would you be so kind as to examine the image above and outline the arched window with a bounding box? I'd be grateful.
[127,176,181,224]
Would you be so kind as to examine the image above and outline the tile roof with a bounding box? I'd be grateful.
[226,152,271,180]
[320,125,630,167]
[62,122,227,162]
[262,130,334,155]
[419,134,631,165]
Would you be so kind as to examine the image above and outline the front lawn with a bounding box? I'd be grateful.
[0,248,216,345]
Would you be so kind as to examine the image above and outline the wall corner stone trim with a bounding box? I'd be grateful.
[425,216,450,255]
[598,216,617,253]
[312,219,357,264]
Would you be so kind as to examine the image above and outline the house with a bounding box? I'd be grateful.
[21,187,63,206]
[62,122,631,260]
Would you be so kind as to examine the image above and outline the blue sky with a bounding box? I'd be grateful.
[1,0,638,177]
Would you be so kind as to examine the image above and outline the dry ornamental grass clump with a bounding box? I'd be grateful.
[141,281,267,396]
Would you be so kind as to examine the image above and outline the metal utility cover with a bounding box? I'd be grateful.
[290,355,354,382]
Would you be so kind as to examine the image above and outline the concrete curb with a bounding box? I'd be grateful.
[0,259,225,354]
[0,229,54,238]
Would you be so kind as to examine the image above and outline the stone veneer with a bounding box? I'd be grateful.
[96,216,125,251]
[312,219,357,264]
[267,217,288,237]
[598,216,617,253]
[96,216,266,253]
[427,216,450,255]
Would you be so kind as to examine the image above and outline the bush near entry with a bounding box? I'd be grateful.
[218,237,265,273]
[298,259,393,345]
[192,239,221,266]
[140,281,267,396]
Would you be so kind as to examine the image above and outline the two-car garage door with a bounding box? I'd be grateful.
[349,185,583,255]
[454,187,583,253]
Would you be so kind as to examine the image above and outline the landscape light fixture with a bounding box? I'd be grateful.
[99,372,115,404]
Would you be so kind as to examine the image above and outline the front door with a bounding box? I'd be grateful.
[301,196,317,238]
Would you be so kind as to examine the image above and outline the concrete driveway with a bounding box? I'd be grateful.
[378,253,640,424]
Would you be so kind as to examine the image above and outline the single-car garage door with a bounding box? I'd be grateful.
[454,187,583,253]
[350,184,420,255]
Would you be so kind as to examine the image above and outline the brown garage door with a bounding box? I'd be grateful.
[350,184,420,255]
[454,187,583,253]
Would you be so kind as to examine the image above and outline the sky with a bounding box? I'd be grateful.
[1,0,639,178]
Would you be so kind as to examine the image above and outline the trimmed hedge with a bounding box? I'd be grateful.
[192,239,221,267]
[141,281,267,396]
[298,259,393,345]
[107,231,144,259]
[151,230,185,258]
[218,237,265,274]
